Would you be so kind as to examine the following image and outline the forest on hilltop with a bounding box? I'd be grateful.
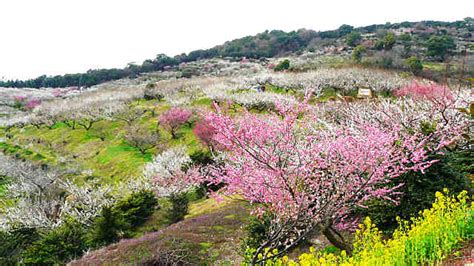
[1,18,473,88]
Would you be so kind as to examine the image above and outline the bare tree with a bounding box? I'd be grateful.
[124,124,162,154]
[113,103,148,126]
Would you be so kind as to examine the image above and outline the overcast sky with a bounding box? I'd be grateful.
[0,0,472,80]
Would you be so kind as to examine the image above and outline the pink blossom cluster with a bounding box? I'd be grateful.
[189,87,468,255]
[394,81,454,104]
[199,103,435,221]
[193,118,218,148]
[159,107,193,138]
[13,95,27,102]
[13,95,41,111]
[24,99,41,111]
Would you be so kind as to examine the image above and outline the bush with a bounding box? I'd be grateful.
[0,228,39,264]
[405,56,423,74]
[345,32,362,47]
[115,190,159,227]
[274,59,290,72]
[425,35,456,61]
[357,150,472,233]
[189,150,214,166]
[382,32,396,50]
[166,192,189,224]
[0,190,159,264]
[352,45,366,63]
[375,55,393,68]
[21,219,87,265]
[87,190,158,247]
[241,215,272,255]
[86,206,128,248]
[374,40,384,50]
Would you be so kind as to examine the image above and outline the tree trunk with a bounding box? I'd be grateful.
[322,225,352,256]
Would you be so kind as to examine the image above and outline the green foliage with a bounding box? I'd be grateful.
[86,190,159,248]
[274,59,290,72]
[241,215,272,254]
[115,190,159,228]
[399,33,413,58]
[374,40,385,50]
[21,219,88,265]
[189,150,214,166]
[352,45,366,63]
[425,35,456,61]
[0,54,179,88]
[166,192,189,224]
[86,206,128,248]
[0,175,8,197]
[405,56,423,74]
[374,54,393,68]
[382,32,396,50]
[337,24,355,37]
[0,228,39,264]
[0,20,469,89]
[357,150,472,234]
[345,32,362,47]
[321,245,340,254]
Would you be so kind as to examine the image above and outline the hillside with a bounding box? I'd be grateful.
[0,23,473,265]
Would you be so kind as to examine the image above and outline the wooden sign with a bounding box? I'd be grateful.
[357,88,372,98]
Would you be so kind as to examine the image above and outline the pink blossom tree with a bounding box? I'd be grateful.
[196,100,457,263]
[394,81,454,103]
[159,107,192,138]
[25,98,41,111]
[193,117,218,149]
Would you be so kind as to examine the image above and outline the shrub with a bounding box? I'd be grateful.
[189,150,214,167]
[382,32,396,50]
[115,190,159,227]
[166,192,189,224]
[345,32,362,47]
[405,56,423,74]
[352,45,366,63]
[0,228,39,264]
[375,55,393,68]
[86,206,128,248]
[425,35,456,61]
[358,151,472,233]
[241,215,273,257]
[374,40,384,50]
[87,190,158,247]
[274,59,290,72]
[21,219,88,265]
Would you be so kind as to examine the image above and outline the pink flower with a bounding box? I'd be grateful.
[394,82,454,104]
[159,107,192,138]
[193,117,218,148]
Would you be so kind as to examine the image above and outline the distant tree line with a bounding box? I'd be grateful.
[1,18,472,89]
[0,54,180,88]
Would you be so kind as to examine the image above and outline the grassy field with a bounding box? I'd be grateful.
[0,99,207,185]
